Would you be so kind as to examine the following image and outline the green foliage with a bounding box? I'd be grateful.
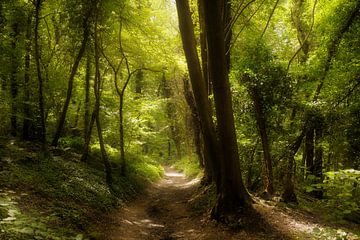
[0,139,165,239]
[173,156,202,179]
[305,169,360,220]
[58,136,84,152]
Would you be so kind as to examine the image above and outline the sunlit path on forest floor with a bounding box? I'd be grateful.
[97,166,360,240]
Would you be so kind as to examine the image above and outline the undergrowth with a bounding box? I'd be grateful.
[172,156,202,179]
[0,138,163,239]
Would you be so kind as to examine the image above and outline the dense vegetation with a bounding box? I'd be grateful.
[0,0,359,238]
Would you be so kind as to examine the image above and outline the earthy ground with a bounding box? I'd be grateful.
[99,167,359,240]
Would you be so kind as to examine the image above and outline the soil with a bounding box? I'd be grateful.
[99,167,359,240]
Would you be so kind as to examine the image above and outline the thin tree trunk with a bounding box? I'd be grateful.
[23,13,32,140]
[10,22,20,137]
[249,86,274,195]
[305,125,314,176]
[94,11,113,189]
[84,54,91,139]
[52,17,90,146]
[119,94,125,175]
[202,0,251,219]
[34,0,46,146]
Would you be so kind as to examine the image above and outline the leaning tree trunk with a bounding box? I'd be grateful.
[202,0,251,220]
[52,14,90,147]
[175,0,220,186]
[34,0,46,146]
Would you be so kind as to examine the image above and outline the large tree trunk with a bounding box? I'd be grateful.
[183,77,212,183]
[249,86,274,195]
[52,15,90,147]
[23,13,32,140]
[197,0,210,95]
[175,0,220,186]
[202,0,251,219]
[34,0,46,146]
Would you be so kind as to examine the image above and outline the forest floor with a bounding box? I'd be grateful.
[99,167,359,240]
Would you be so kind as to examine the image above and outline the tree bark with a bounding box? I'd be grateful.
[10,22,20,137]
[52,13,91,146]
[197,0,210,95]
[23,13,32,140]
[34,0,46,146]
[183,77,212,182]
[175,0,220,186]
[84,54,91,140]
[93,11,113,189]
[202,0,251,219]
[249,86,274,195]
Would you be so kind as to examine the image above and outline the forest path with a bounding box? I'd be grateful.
[100,167,359,240]
[101,166,290,240]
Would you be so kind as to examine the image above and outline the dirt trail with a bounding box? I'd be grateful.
[100,167,359,240]
[102,167,287,240]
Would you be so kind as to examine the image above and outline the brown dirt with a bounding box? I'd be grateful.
[99,167,359,240]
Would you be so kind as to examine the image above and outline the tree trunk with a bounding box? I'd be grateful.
[313,115,323,198]
[305,125,314,177]
[202,0,251,219]
[282,131,304,203]
[119,94,125,175]
[84,54,91,139]
[52,16,90,146]
[10,22,20,137]
[34,0,46,146]
[94,12,113,189]
[23,13,32,140]
[249,86,274,195]
[197,0,210,95]
[183,78,205,169]
[175,0,220,186]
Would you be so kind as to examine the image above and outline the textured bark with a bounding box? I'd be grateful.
[175,0,220,185]
[52,14,90,146]
[203,0,251,219]
[34,0,46,145]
